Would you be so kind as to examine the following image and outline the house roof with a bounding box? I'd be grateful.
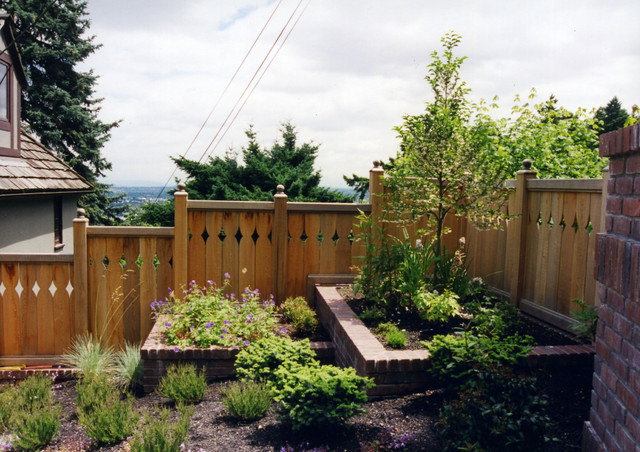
[0,130,93,197]
[0,14,27,86]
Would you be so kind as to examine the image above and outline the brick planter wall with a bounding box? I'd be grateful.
[141,317,335,393]
[584,124,640,452]
[314,284,594,398]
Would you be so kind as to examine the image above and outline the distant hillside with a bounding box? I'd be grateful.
[111,186,171,208]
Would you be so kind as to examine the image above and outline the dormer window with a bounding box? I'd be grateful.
[0,60,9,122]
[0,15,26,158]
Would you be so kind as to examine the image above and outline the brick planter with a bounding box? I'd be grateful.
[314,284,595,398]
[141,317,335,393]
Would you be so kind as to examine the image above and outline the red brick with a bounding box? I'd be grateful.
[627,410,640,441]
[610,352,629,380]
[604,430,622,452]
[593,373,608,399]
[618,382,639,416]
[633,220,640,243]
[600,133,610,158]
[632,369,640,395]
[614,215,632,236]
[602,363,620,391]
[616,424,636,452]
[598,399,616,431]
[599,305,615,325]
[624,198,640,217]
[590,409,606,439]
[617,176,635,196]
[628,155,640,174]
[608,289,625,313]
[610,158,626,176]
[608,197,623,214]
[606,215,614,233]
[631,124,640,152]
[622,341,640,371]
[614,312,634,340]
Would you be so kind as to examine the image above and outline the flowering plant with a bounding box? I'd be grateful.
[151,276,278,348]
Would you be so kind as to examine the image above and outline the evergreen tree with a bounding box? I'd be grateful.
[175,123,353,203]
[595,96,629,135]
[2,0,123,224]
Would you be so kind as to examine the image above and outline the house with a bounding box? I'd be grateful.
[0,15,92,253]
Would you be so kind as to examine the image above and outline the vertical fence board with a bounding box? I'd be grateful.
[106,237,125,348]
[52,264,73,355]
[303,213,321,280]
[286,213,305,298]
[1,263,20,354]
[35,264,55,355]
[585,193,601,305]
[543,192,564,309]
[522,192,541,303]
[238,212,257,291]
[222,212,240,294]
[122,237,140,344]
[139,237,156,341]
[319,214,337,274]
[533,193,552,307]
[557,192,577,315]
[156,237,174,301]
[570,193,591,308]
[188,210,206,287]
[204,211,223,288]
[254,212,273,297]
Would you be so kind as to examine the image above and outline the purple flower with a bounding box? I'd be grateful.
[280,327,287,334]
[224,319,230,325]
[189,280,196,286]
[222,328,228,334]
[165,322,172,327]
[205,322,213,329]
[220,334,225,339]
[207,280,214,286]
[168,287,172,292]
[247,313,253,320]
[182,290,187,295]
[174,346,180,353]
[244,341,250,347]
[158,300,163,306]
[150,300,156,309]
[224,272,231,279]
[244,288,250,294]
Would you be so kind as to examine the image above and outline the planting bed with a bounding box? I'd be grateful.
[314,284,595,398]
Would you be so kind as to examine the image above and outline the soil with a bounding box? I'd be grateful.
[32,366,590,452]
[341,287,581,350]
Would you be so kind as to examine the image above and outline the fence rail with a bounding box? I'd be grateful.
[0,165,608,363]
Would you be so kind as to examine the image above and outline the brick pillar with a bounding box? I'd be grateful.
[584,124,640,452]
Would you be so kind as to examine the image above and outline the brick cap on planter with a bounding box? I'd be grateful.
[600,124,640,157]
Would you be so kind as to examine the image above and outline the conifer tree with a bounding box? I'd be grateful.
[595,96,630,135]
[1,0,123,224]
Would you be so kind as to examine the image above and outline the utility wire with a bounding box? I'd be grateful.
[155,0,285,200]
[196,0,307,165]
[203,0,311,164]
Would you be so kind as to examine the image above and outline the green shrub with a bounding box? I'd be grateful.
[152,278,277,348]
[275,364,374,430]
[569,298,598,343]
[468,301,522,338]
[76,376,139,446]
[9,375,60,451]
[11,403,61,451]
[376,322,406,349]
[438,367,551,451]
[0,384,14,432]
[61,334,116,382]
[235,336,318,389]
[414,288,462,323]
[113,341,144,391]
[356,306,386,323]
[281,297,319,336]
[157,364,207,404]
[425,332,533,391]
[130,404,193,452]
[221,381,272,421]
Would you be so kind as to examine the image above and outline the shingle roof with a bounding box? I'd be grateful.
[0,130,93,196]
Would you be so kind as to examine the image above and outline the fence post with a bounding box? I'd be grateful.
[174,183,188,292]
[73,208,89,336]
[273,184,288,302]
[599,166,610,234]
[506,159,537,306]
[369,160,385,238]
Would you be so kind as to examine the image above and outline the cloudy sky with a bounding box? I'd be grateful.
[83,0,640,190]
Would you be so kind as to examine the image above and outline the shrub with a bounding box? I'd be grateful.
[438,367,551,451]
[0,384,13,432]
[425,332,533,391]
[235,336,318,389]
[151,278,277,349]
[356,306,386,323]
[113,341,144,391]
[11,403,61,451]
[468,301,523,338]
[221,381,272,421]
[9,375,60,450]
[376,322,406,349]
[157,364,207,404]
[130,404,193,452]
[275,364,374,430]
[61,334,116,382]
[76,376,139,446]
[569,298,598,343]
[414,288,461,323]
[281,297,319,336]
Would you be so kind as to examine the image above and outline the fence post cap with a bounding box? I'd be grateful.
[276,184,285,194]
[76,208,85,218]
[177,182,186,191]
[522,159,532,170]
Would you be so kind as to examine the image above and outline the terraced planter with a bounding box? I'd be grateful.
[313,284,595,398]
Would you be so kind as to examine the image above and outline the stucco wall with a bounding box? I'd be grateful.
[0,194,78,253]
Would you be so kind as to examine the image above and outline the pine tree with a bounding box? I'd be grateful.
[1,0,123,224]
[595,96,629,135]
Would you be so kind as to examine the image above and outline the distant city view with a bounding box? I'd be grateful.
[111,186,172,208]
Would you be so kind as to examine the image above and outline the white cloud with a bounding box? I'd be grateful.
[83,0,640,188]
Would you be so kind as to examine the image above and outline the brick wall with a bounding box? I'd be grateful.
[584,124,640,452]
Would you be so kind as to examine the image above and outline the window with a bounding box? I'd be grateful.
[54,197,64,250]
[0,62,7,120]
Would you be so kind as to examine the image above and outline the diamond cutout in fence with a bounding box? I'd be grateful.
[235,229,243,243]
[102,256,110,268]
[15,280,23,297]
[66,280,73,296]
[0,282,4,296]
[332,231,340,245]
[49,281,57,297]
[300,230,308,244]
[33,281,40,296]
[251,228,259,244]
[201,227,210,243]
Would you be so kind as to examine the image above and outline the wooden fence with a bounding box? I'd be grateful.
[0,164,608,364]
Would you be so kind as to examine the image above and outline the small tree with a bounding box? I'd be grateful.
[386,32,509,256]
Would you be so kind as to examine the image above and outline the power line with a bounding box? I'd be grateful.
[203,0,311,164]
[195,0,308,166]
[155,0,285,200]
